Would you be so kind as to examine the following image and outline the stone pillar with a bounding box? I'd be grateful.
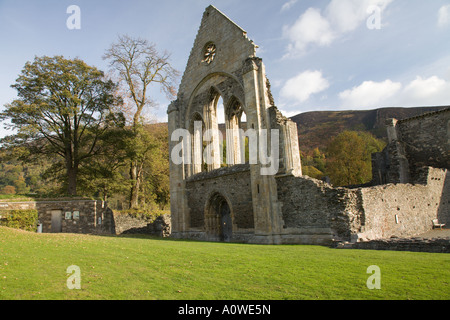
[167,101,190,237]
[283,120,302,176]
[385,118,410,184]
[242,57,284,244]
[192,120,203,174]
[386,118,399,143]
[204,101,222,171]
[225,113,243,166]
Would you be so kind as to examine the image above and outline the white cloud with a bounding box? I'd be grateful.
[283,8,335,56]
[339,79,402,109]
[283,0,394,57]
[339,76,450,109]
[279,109,303,118]
[438,5,450,27]
[326,0,392,33]
[281,0,299,12]
[400,76,450,106]
[280,70,330,103]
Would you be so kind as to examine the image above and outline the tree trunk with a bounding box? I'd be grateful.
[103,186,108,203]
[67,166,78,196]
[129,161,140,209]
[65,143,78,196]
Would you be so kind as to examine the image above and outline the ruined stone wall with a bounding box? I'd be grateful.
[359,167,447,240]
[438,171,450,225]
[396,108,449,172]
[112,213,171,237]
[372,108,449,185]
[275,175,362,244]
[275,167,448,243]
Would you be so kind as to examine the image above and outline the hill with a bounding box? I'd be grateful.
[290,106,449,153]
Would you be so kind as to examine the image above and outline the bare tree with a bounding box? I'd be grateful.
[103,35,179,208]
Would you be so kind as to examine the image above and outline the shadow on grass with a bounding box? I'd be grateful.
[95,232,219,245]
[94,232,332,249]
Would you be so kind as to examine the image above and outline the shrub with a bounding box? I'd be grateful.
[0,210,38,232]
[1,185,16,195]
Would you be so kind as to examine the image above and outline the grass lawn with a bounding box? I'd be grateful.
[0,226,448,300]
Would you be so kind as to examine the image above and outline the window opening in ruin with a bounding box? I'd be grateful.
[217,97,226,167]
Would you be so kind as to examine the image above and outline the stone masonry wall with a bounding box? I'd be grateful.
[177,5,256,105]
[359,167,448,239]
[396,108,449,171]
[276,167,447,243]
[372,108,449,185]
[112,212,171,237]
[185,164,254,231]
[276,175,362,243]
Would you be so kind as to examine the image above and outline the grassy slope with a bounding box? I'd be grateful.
[0,227,448,300]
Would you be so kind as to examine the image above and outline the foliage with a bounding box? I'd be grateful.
[0,149,60,196]
[302,165,324,180]
[326,131,386,186]
[1,226,449,300]
[139,124,170,209]
[1,186,16,195]
[114,207,169,222]
[0,210,38,232]
[0,194,34,200]
[77,123,132,201]
[0,55,124,196]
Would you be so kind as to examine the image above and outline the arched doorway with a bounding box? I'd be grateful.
[219,199,232,242]
[205,193,233,242]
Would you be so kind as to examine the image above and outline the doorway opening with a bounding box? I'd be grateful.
[205,193,233,242]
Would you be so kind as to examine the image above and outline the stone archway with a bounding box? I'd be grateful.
[205,192,233,242]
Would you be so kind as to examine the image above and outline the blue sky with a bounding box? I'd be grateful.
[1,0,450,139]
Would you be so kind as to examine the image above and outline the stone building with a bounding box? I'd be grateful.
[0,199,114,234]
[168,6,449,245]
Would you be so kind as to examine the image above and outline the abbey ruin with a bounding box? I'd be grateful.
[168,6,449,245]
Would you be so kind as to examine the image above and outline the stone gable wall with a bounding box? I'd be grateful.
[177,5,256,104]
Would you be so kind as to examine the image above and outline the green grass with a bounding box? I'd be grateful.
[0,226,449,300]
[0,194,34,201]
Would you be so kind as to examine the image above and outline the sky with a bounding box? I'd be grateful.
[1,0,450,139]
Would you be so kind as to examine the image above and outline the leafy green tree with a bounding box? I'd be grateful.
[326,131,385,186]
[77,121,132,201]
[302,165,324,180]
[312,147,326,173]
[0,56,123,196]
[13,175,29,195]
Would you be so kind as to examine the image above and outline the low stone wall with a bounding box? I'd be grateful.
[112,212,171,237]
[334,237,450,253]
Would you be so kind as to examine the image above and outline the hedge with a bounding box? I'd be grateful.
[0,210,38,232]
